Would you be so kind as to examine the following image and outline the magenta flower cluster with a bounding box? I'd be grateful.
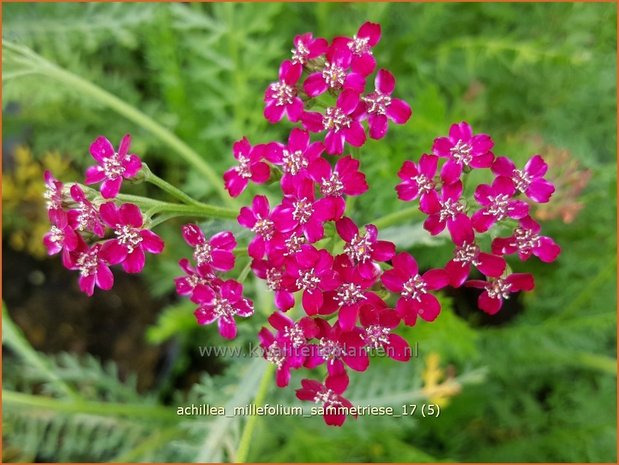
[43,135,164,296]
[43,21,561,428]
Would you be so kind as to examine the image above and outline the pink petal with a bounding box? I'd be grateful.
[194,306,217,325]
[119,203,143,228]
[492,156,516,177]
[423,268,449,290]
[352,53,376,76]
[478,292,502,315]
[471,134,494,154]
[301,111,324,133]
[264,102,286,123]
[477,253,506,277]
[85,166,106,184]
[368,114,388,140]
[122,248,146,274]
[89,136,115,163]
[287,98,304,122]
[535,237,561,263]
[445,260,470,288]
[526,179,555,203]
[372,240,395,262]
[338,304,359,331]
[471,210,495,233]
[276,367,291,387]
[281,60,302,85]
[344,122,366,147]
[275,290,295,311]
[432,137,452,158]
[100,177,122,199]
[325,370,349,394]
[419,154,438,177]
[237,206,256,228]
[386,98,412,124]
[449,122,472,142]
[375,69,395,94]
[396,298,418,326]
[336,217,358,242]
[358,21,381,46]
[507,273,535,292]
[95,263,114,290]
[337,89,360,114]
[122,154,142,177]
[423,214,446,235]
[303,73,328,97]
[224,170,248,198]
[141,229,165,254]
[324,131,345,155]
[343,73,365,94]
[210,231,236,250]
[101,240,128,265]
[251,162,271,184]
[79,275,96,296]
[117,134,131,158]
[387,334,411,362]
[448,213,473,244]
[508,200,530,220]
[524,155,548,177]
[218,316,237,339]
[392,252,418,277]
[418,293,441,322]
[440,159,462,184]
[302,289,323,315]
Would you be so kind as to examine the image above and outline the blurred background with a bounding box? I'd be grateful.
[2,2,617,462]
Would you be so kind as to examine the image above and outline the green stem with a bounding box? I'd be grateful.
[149,202,237,219]
[2,390,179,422]
[143,164,203,206]
[371,206,424,229]
[4,41,235,208]
[233,364,275,463]
[233,247,249,257]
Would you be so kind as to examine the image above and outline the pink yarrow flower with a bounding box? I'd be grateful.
[421,181,473,244]
[303,46,365,98]
[291,33,328,65]
[491,216,561,263]
[182,224,236,272]
[286,245,338,315]
[175,258,219,302]
[492,155,555,203]
[332,21,382,76]
[359,303,410,362]
[224,138,271,198]
[466,273,535,315]
[251,258,296,311]
[85,134,142,199]
[308,155,368,220]
[396,154,439,209]
[270,129,325,184]
[43,170,65,219]
[296,379,355,427]
[281,178,333,241]
[432,122,494,183]
[471,176,530,232]
[381,252,448,326]
[67,242,114,296]
[360,69,412,139]
[264,60,304,123]
[99,202,164,273]
[43,210,79,256]
[335,216,395,279]
[444,221,506,288]
[68,185,105,237]
[193,280,254,339]
[237,195,295,259]
[302,89,366,155]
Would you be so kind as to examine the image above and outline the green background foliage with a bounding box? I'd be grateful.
[2,2,616,463]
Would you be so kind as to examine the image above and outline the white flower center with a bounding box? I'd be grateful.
[266,267,283,291]
[115,225,143,254]
[344,233,373,263]
[450,140,473,165]
[236,156,252,179]
[49,225,64,245]
[453,242,480,265]
[266,342,286,368]
[321,62,346,89]
[486,194,511,220]
[284,233,306,256]
[323,106,351,132]
[485,278,511,300]
[348,35,371,55]
[512,227,541,253]
[102,153,125,179]
[413,174,435,195]
[283,324,305,348]
[320,172,344,197]
[513,169,532,192]
[292,197,313,224]
[363,92,392,116]
[282,149,307,175]
[335,283,366,306]
[365,324,390,349]
[318,338,344,362]
[213,296,236,318]
[76,248,99,277]
[313,388,342,407]
[296,268,321,291]
[251,216,274,240]
[270,80,296,106]
[291,42,310,64]
[439,198,465,222]
[194,242,213,267]
[401,275,427,301]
